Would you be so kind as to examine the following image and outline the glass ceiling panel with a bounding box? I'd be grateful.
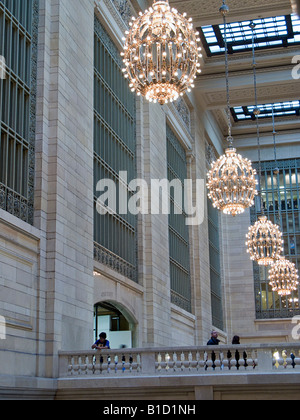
[200,14,300,56]
[231,101,300,122]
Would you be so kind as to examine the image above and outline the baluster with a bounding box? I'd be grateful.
[114,355,118,373]
[172,352,177,372]
[181,352,185,371]
[122,354,126,372]
[246,349,254,370]
[91,354,96,375]
[68,356,74,376]
[82,355,88,375]
[136,353,141,373]
[157,353,162,372]
[73,356,80,375]
[219,351,224,371]
[188,352,193,371]
[196,351,200,371]
[165,353,170,371]
[78,355,83,374]
[107,355,111,373]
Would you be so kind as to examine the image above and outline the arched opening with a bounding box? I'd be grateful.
[93,301,136,349]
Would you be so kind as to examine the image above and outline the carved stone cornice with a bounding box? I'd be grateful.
[169,0,292,26]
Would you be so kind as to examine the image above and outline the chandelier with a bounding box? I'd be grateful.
[206,2,258,217]
[207,148,258,216]
[246,216,283,266]
[121,0,202,104]
[269,257,299,296]
[246,25,284,266]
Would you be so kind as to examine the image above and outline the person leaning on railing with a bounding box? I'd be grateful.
[207,331,220,346]
[92,332,110,350]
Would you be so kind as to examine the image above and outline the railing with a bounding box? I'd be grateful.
[58,344,300,378]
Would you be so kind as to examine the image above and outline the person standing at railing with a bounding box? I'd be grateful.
[92,332,110,350]
[207,330,220,345]
[232,336,240,345]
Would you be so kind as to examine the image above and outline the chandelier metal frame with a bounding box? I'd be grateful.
[206,2,258,217]
[269,257,299,296]
[121,0,202,104]
[246,215,284,266]
[246,22,284,267]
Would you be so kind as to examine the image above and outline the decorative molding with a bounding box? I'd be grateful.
[111,0,134,27]
[205,141,218,168]
[173,98,192,133]
[96,0,135,31]
[169,0,292,25]
[94,242,137,283]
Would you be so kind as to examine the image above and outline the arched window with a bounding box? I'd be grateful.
[94,302,134,349]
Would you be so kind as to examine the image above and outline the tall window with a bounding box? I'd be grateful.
[167,125,191,313]
[253,159,300,319]
[0,0,38,224]
[93,17,137,282]
[208,199,224,330]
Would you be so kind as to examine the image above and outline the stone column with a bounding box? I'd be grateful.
[34,0,94,377]
[137,100,172,347]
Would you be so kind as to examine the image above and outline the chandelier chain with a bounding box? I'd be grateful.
[206,1,258,217]
[221,2,232,144]
[251,22,264,215]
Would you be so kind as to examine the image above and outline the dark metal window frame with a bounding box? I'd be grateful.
[0,0,39,224]
[200,14,300,57]
[252,159,300,319]
[93,16,137,283]
[231,101,300,122]
[167,124,192,313]
[208,199,224,330]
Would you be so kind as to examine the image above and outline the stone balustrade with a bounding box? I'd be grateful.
[58,343,300,378]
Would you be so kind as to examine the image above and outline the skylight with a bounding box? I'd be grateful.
[231,101,300,122]
[200,14,300,56]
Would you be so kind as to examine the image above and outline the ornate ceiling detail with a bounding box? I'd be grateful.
[169,0,292,25]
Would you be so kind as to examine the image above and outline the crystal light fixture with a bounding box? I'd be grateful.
[269,257,299,296]
[207,149,258,216]
[246,24,284,266]
[246,216,284,266]
[121,0,202,104]
[206,2,258,217]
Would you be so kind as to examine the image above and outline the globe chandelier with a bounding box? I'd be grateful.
[121,0,202,105]
[246,23,284,266]
[246,216,284,266]
[269,257,299,296]
[207,2,258,217]
[267,105,299,296]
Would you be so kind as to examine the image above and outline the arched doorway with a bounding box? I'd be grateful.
[94,301,136,349]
